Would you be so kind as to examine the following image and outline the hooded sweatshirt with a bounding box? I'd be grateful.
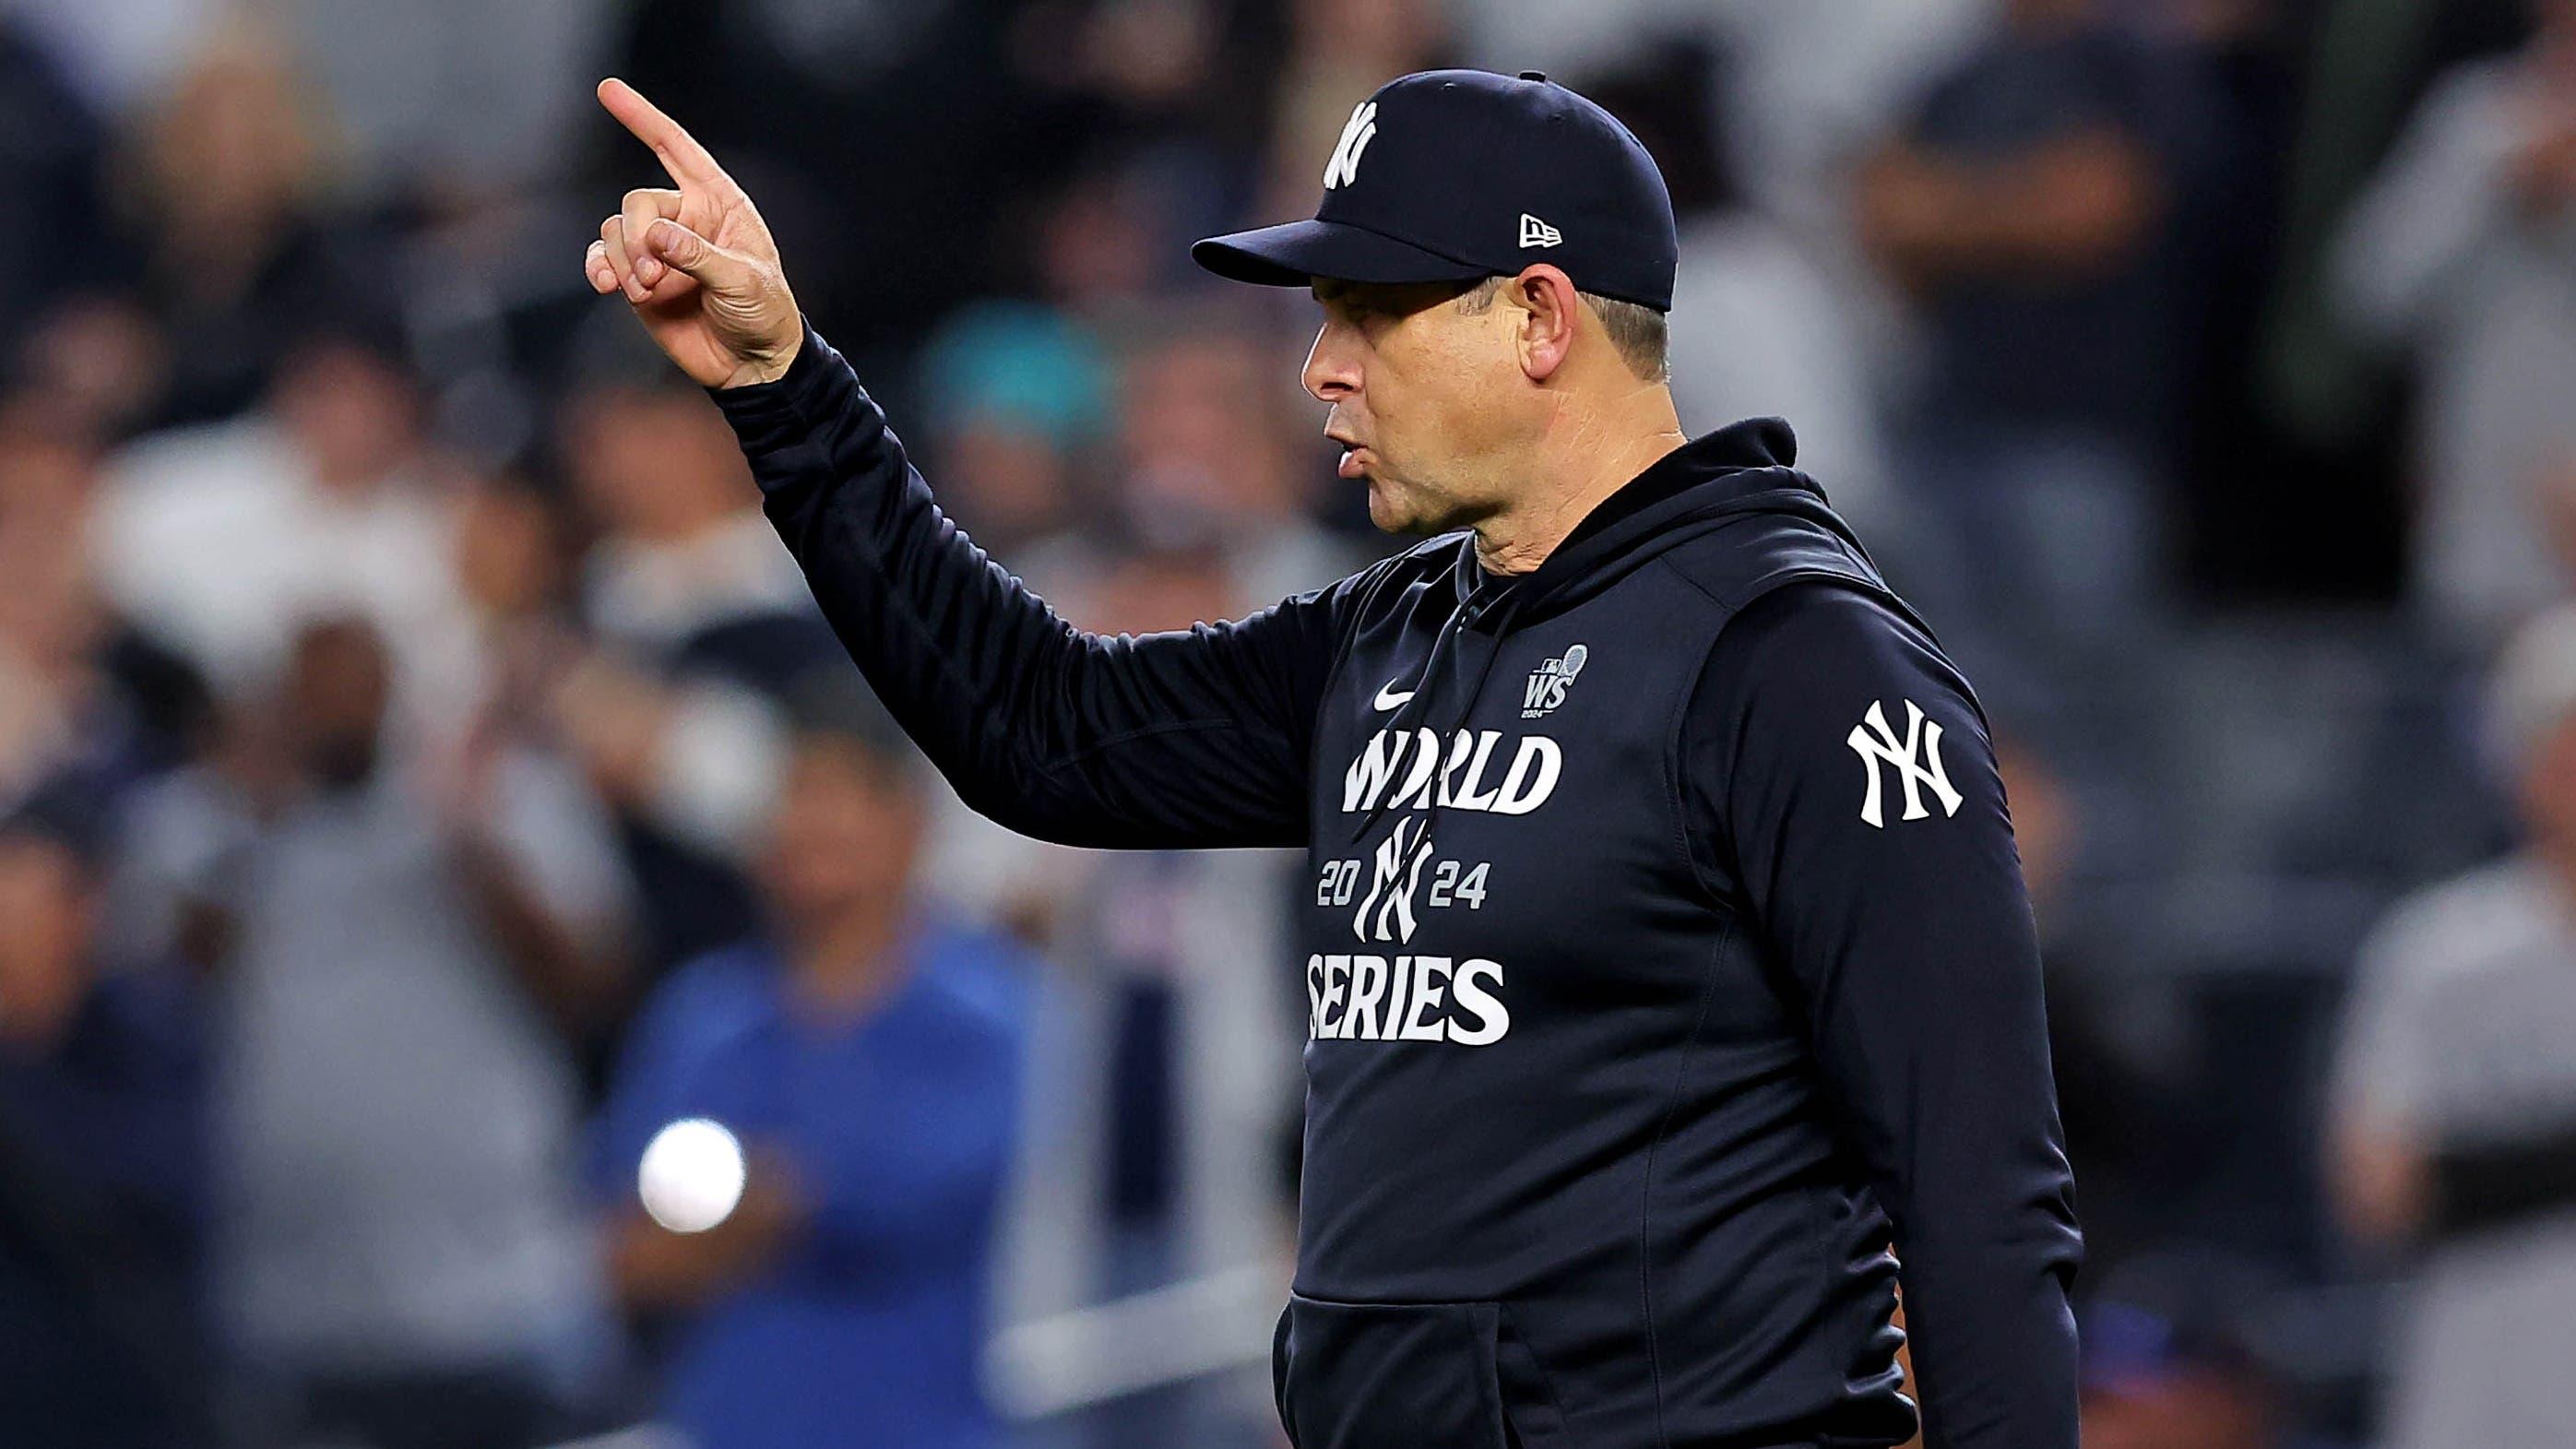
[712,323,2083,1449]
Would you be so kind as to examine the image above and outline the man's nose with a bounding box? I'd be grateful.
[1302,324,1359,404]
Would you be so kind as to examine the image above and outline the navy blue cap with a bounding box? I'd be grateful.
[1193,69,1679,312]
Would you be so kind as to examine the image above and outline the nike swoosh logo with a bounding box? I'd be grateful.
[1373,681,1417,711]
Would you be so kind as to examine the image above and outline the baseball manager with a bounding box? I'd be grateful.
[587,66,2081,1449]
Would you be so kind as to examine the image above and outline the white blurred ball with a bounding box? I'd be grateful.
[637,1118,746,1234]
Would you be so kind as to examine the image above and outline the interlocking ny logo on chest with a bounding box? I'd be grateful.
[1521,643,1587,718]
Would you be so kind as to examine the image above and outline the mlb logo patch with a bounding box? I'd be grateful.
[1522,643,1587,718]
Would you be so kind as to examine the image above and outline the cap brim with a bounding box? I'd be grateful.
[1191,218,1488,290]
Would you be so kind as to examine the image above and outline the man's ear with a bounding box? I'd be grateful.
[1506,265,1580,382]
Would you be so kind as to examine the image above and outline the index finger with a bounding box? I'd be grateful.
[598,77,730,192]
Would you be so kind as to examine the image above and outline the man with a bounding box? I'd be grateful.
[592,671,1027,1449]
[2328,601,2576,1449]
[1855,0,2198,684]
[192,616,627,1446]
[586,66,2080,1449]
[0,776,209,1448]
[2331,0,2576,647]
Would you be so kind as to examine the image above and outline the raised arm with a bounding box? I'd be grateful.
[584,80,1348,849]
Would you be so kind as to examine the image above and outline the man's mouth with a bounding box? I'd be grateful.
[1337,445,1368,480]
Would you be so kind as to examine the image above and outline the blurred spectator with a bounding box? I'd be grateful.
[90,324,484,754]
[1009,0,1286,172]
[0,422,210,802]
[559,323,823,679]
[1668,184,1897,540]
[903,303,1111,957]
[1703,0,1995,245]
[106,22,370,432]
[914,299,1110,570]
[591,669,1028,1449]
[10,297,170,445]
[172,616,629,1448]
[1585,39,1904,540]
[454,472,575,637]
[2330,0,2576,647]
[1260,0,1446,226]
[1111,324,1352,602]
[2258,0,2535,444]
[278,0,619,206]
[924,320,1353,947]
[553,324,844,973]
[2328,600,2576,1447]
[0,774,210,1448]
[1021,155,1180,327]
[1858,0,2205,665]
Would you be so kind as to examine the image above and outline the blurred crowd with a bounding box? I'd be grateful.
[2,0,2574,1446]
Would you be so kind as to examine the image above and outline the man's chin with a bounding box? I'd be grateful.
[1365,478,1442,537]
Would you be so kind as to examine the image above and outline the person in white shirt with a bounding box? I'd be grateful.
[2330,600,2576,1449]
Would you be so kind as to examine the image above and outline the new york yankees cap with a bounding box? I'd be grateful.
[1192,69,1679,312]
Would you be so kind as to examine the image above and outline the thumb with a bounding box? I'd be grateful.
[641,219,752,289]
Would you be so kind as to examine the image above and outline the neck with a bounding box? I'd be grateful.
[785,897,908,1019]
[1472,383,1687,577]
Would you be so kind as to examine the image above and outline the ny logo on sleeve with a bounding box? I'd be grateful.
[1846,699,1964,828]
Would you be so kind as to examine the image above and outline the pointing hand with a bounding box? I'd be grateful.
[585,78,802,388]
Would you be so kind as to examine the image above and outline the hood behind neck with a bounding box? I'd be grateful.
[1453,415,1857,628]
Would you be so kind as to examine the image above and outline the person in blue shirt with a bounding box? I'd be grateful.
[592,668,1029,1449]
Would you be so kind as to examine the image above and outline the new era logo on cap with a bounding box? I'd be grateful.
[1518,213,1561,248]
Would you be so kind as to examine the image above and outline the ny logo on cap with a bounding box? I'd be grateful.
[1324,101,1379,190]
[1518,213,1562,248]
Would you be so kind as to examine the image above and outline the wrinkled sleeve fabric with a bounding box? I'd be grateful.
[1681,581,2083,1449]
[709,321,1351,849]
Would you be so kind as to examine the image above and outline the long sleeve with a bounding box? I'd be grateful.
[709,322,1355,849]
[1682,582,2083,1449]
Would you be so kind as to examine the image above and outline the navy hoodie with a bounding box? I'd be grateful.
[713,323,2083,1449]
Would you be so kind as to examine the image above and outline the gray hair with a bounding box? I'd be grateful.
[1457,277,1669,383]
